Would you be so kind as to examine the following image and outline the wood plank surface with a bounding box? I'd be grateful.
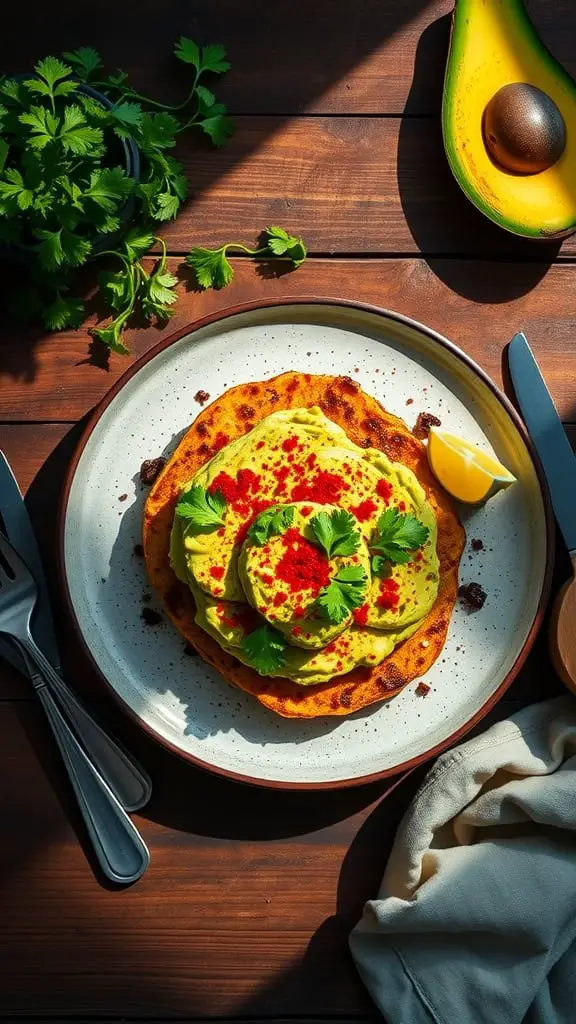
[159,117,576,258]
[2,2,575,116]
[2,259,576,422]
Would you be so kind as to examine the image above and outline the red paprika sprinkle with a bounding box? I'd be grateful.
[292,625,303,637]
[209,566,225,580]
[282,436,299,452]
[277,534,330,594]
[261,574,274,585]
[398,501,406,511]
[377,578,400,610]
[209,472,238,502]
[349,499,378,522]
[294,604,306,618]
[291,470,348,504]
[306,452,317,469]
[273,592,288,607]
[376,479,393,502]
[352,604,369,626]
[301,505,313,516]
[256,440,266,450]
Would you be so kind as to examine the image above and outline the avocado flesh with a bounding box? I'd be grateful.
[442,0,576,239]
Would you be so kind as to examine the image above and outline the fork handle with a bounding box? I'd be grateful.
[19,636,151,812]
[34,682,150,884]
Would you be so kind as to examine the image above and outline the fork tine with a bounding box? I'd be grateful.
[0,529,30,583]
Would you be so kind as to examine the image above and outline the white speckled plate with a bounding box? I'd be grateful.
[60,300,552,788]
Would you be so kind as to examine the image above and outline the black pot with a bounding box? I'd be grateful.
[0,80,141,264]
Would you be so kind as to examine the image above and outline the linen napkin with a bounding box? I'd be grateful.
[350,695,576,1024]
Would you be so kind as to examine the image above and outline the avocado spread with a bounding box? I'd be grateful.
[170,407,439,685]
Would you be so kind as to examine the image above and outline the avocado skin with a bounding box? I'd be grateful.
[442,0,576,240]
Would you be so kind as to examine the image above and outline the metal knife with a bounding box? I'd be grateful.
[507,331,576,557]
[0,451,60,671]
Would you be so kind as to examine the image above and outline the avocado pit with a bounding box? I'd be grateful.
[482,83,566,175]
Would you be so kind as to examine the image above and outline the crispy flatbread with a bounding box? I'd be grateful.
[144,373,465,718]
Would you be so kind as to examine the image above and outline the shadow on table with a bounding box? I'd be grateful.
[396,15,561,303]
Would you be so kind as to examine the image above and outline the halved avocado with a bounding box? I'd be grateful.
[442,0,576,239]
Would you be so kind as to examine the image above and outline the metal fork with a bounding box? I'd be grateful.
[0,530,150,884]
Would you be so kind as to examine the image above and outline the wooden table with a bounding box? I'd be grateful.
[1,1,573,1019]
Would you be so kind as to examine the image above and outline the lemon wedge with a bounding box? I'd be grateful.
[427,428,516,504]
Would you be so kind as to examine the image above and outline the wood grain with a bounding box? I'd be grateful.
[2,1,574,115]
[0,692,559,1018]
[2,259,576,421]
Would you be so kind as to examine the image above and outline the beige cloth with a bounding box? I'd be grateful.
[350,696,576,1024]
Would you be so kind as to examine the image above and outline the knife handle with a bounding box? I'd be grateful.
[34,681,150,885]
[21,638,152,813]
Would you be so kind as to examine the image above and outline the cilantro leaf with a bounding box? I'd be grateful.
[310,508,361,560]
[176,485,226,532]
[1,79,28,106]
[370,507,429,568]
[19,106,59,149]
[110,101,143,128]
[99,268,132,312]
[199,111,234,147]
[0,168,33,211]
[91,322,130,355]
[42,293,85,330]
[199,43,231,75]
[266,225,307,267]
[196,85,215,108]
[186,246,234,289]
[59,104,103,154]
[123,226,156,262]
[139,112,180,151]
[174,37,200,68]
[85,167,134,212]
[34,56,73,90]
[63,47,103,81]
[316,566,368,625]
[34,228,64,270]
[140,268,178,320]
[61,230,92,266]
[248,505,295,546]
[240,625,287,676]
[151,191,180,221]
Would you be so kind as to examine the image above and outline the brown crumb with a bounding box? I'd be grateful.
[415,682,431,697]
[406,398,414,406]
[414,412,441,440]
[140,457,165,485]
[183,643,198,657]
[458,582,487,611]
[141,607,162,626]
[133,543,144,557]
[118,493,128,502]
[471,538,484,551]
[194,390,210,405]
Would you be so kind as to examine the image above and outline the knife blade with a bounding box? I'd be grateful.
[508,331,576,556]
[0,451,60,671]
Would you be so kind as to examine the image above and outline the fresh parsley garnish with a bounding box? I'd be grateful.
[370,507,429,572]
[240,624,287,675]
[247,505,295,546]
[186,226,307,290]
[316,565,368,625]
[310,508,361,560]
[175,485,226,532]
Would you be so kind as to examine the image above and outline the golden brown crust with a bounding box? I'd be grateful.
[143,372,465,718]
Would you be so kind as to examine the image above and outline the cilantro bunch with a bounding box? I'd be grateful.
[0,41,234,344]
